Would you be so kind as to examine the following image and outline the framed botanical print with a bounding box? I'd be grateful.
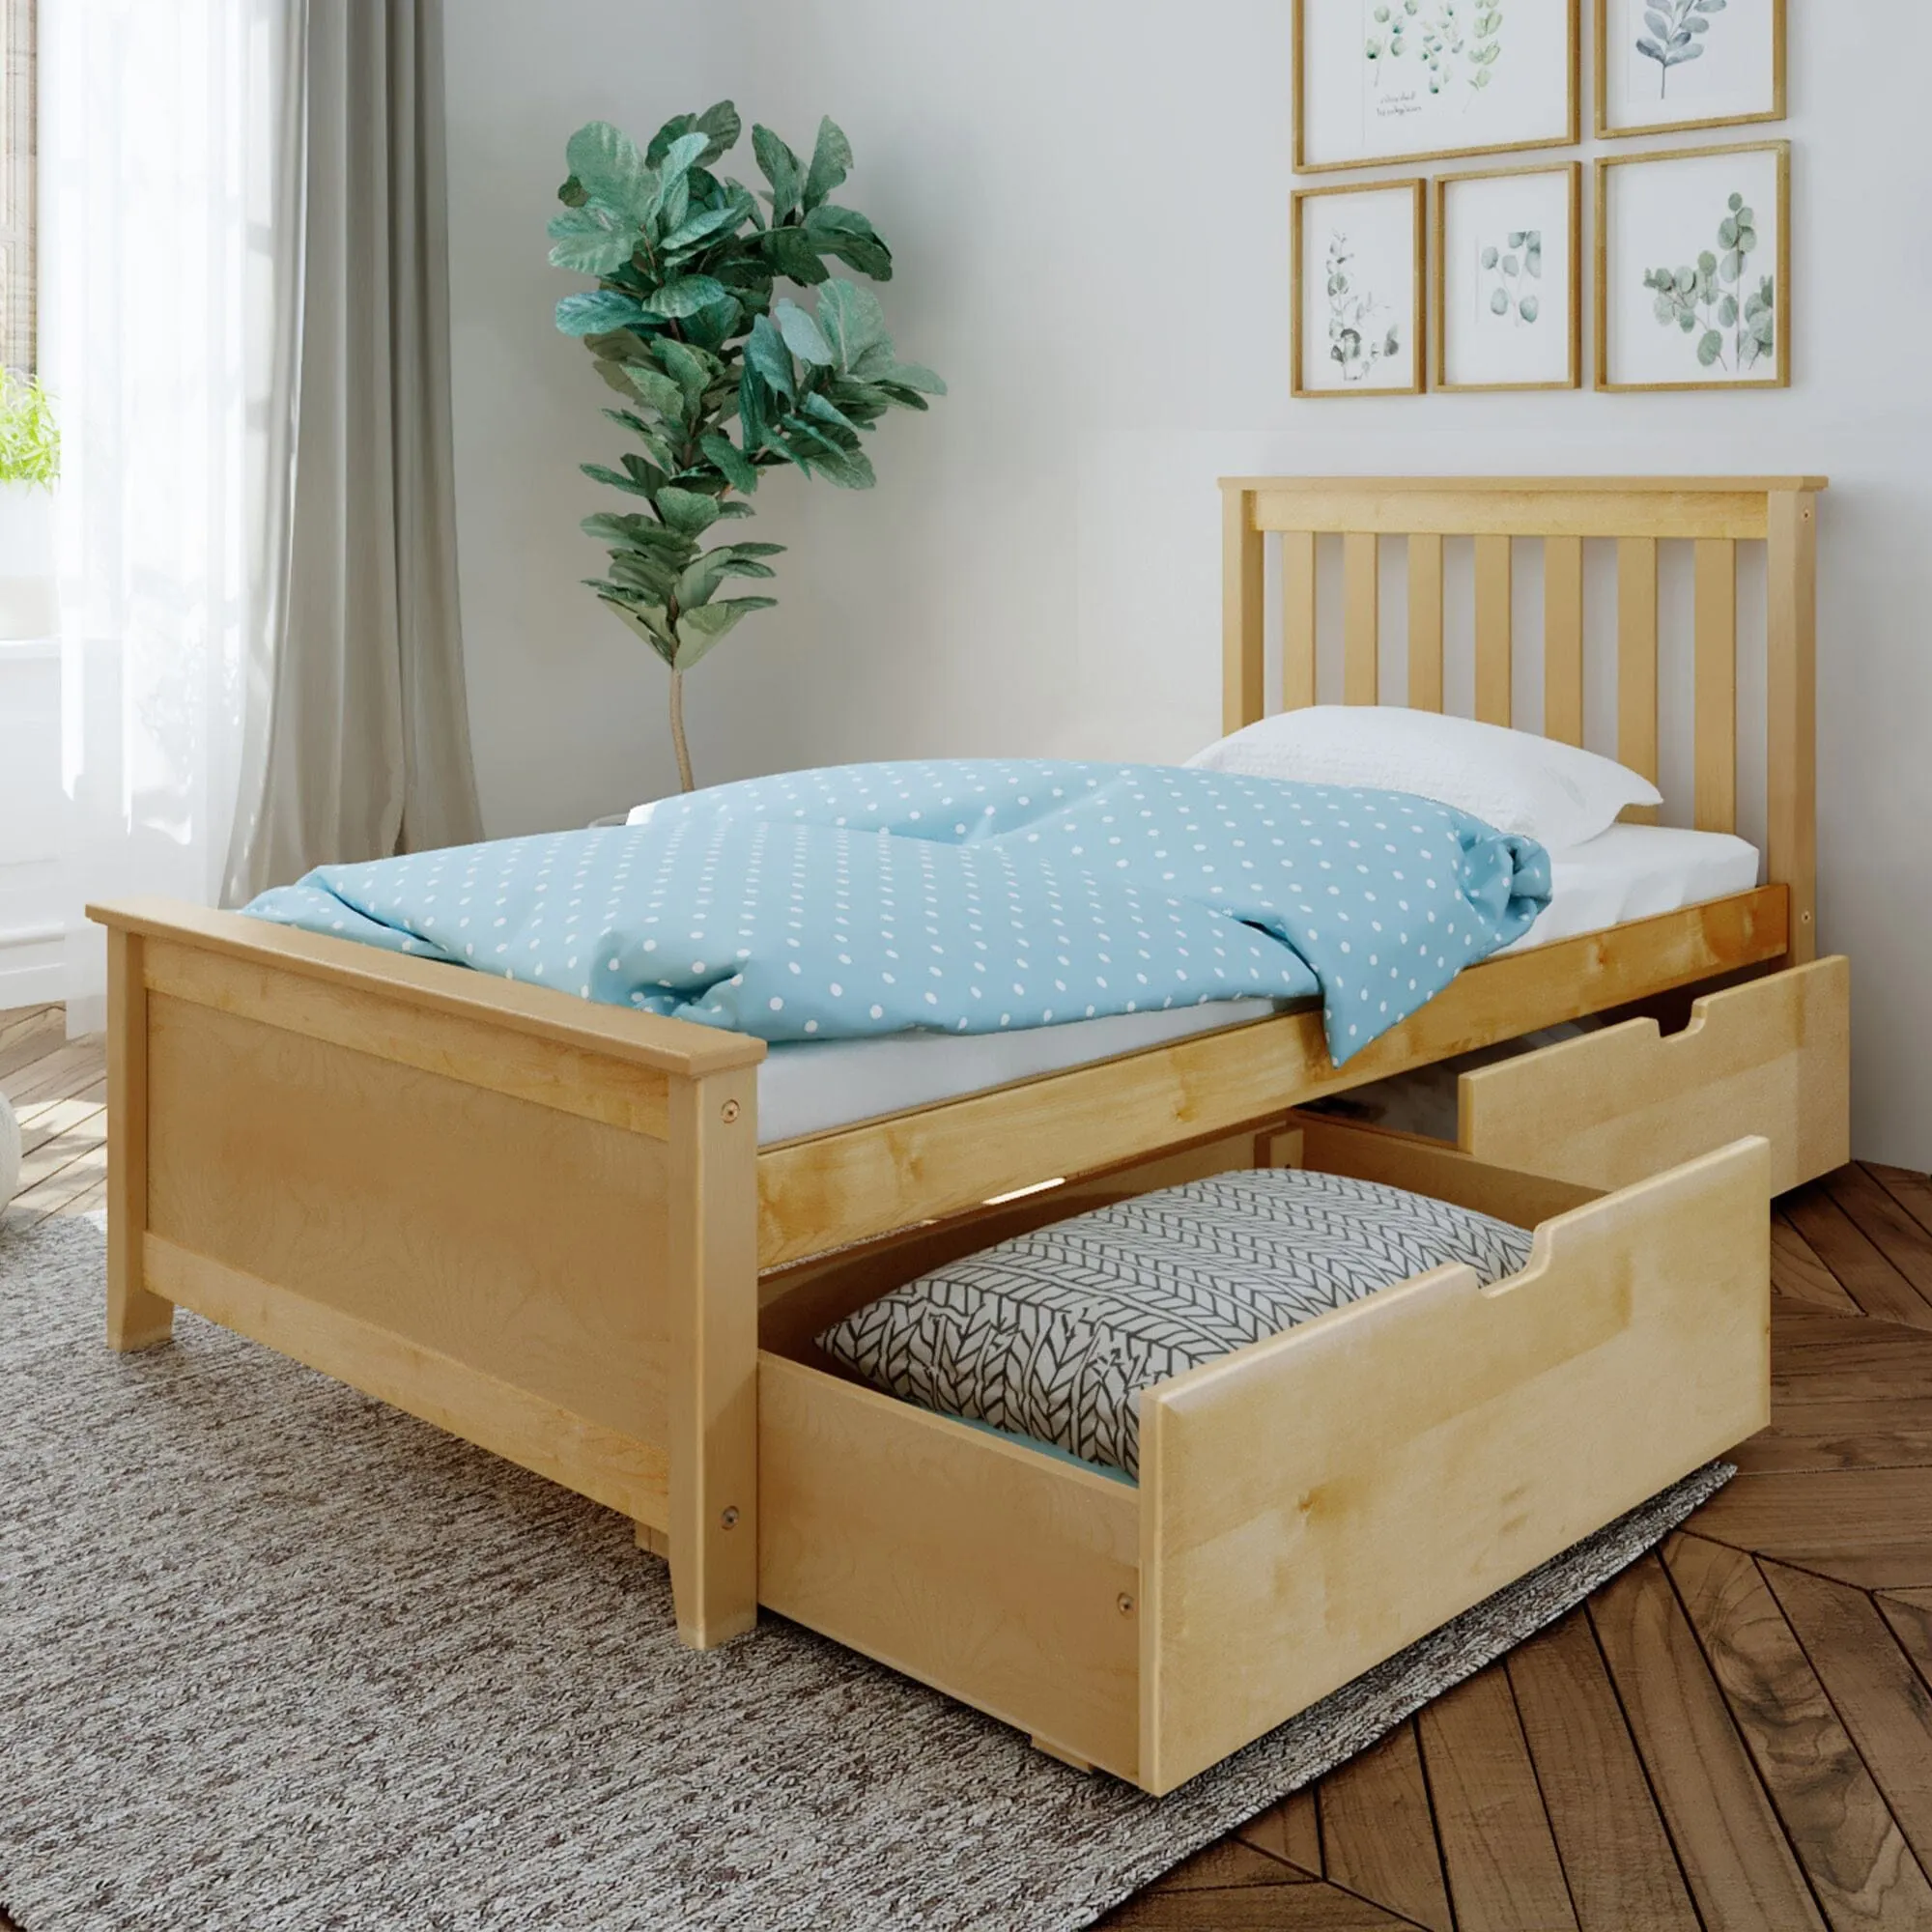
[1434,162,1581,392]
[1596,142,1789,391]
[1598,0,1785,139]
[1293,0,1579,173]
[1293,179,1426,397]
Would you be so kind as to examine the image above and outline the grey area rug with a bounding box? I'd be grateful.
[0,1216,1730,1932]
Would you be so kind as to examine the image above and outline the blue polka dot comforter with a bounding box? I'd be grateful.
[242,760,1552,1065]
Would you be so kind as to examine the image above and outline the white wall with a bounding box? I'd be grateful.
[444,1,1932,1167]
[0,641,65,1007]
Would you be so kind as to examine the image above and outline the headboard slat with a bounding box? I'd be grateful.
[1617,537,1662,825]
[1407,535,1445,714]
[1473,536,1514,728]
[1343,535,1378,705]
[1694,540,1739,836]
[1217,475,1826,968]
[1283,531,1317,712]
[1543,537,1585,747]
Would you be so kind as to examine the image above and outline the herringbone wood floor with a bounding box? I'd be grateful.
[8,1002,1932,1930]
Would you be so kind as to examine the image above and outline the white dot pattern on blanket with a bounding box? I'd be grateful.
[241,761,1549,1065]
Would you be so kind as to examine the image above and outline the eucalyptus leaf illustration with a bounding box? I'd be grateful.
[1477,227,1542,328]
[1636,0,1726,99]
[1366,0,1503,102]
[1639,185,1772,376]
[1325,230,1397,383]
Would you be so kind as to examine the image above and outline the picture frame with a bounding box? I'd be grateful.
[1433,162,1582,393]
[1595,141,1790,392]
[1597,0,1785,140]
[1293,0,1579,174]
[1293,179,1427,398]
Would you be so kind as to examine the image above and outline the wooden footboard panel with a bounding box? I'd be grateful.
[90,900,765,1649]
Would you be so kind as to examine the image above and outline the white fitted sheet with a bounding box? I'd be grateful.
[754,823,1762,1144]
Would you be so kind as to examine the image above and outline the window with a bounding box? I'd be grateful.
[0,0,32,370]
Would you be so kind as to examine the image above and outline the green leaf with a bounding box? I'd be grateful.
[814,279,888,368]
[745,314,796,397]
[555,290,649,337]
[1481,245,1499,269]
[566,123,652,217]
[1491,289,1510,315]
[1698,328,1723,365]
[602,596,679,668]
[639,275,731,319]
[654,338,713,410]
[659,200,744,257]
[623,363,687,417]
[803,117,854,211]
[547,206,636,276]
[656,486,722,536]
[581,461,656,498]
[1518,294,1540,323]
[802,204,894,280]
[699,432,760,493]
[673,596,779,670]
[774,298,836,365]
[766,224,831,285]
[753,124,804,217]
[692,100,742,165]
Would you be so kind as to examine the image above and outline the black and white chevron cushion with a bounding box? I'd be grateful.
[816,1167,1534,1480]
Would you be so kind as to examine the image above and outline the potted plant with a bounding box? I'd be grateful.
[0,370,59,640]
[549,101,943,791]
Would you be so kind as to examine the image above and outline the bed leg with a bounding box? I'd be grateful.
[634,1520,670,1560]
[666,1066,760,1649]
[106,929,174,1352]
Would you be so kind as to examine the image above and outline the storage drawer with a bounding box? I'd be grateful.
[755,1121,1770,1793]
[1455,955,1848,1196]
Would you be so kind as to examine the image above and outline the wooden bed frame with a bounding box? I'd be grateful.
[90,476,1846,1736]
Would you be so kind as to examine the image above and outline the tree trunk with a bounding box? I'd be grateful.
[668,668,695,793]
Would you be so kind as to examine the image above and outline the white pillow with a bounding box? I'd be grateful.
[1185,706,1661,849]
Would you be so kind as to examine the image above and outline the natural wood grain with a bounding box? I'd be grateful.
[0,1003,63,1084]
[1100,1872,1414,1929]
[1343,533,1378,706]
[1767,1562,1932,1877]
[665,1066,760,1648]
[1669,1533,1932,1929]
[1230,476,1823,541]
[145,1236,671,1524]
[1591,1553,1827,1932]
[1730,1397,1932,1475]
[758,888,1790,1266]
[1470,535,1513,728]
[1782,1188,1932,1331]
[1138,1136,1770,1791]
[1869,1166,1932,1241]
[1406,533,1443,713]
[1617,536,1660,820]
[1690,1470,1932,1588]
[1238,1791,1324,1878]
[1414,1665,1577,1930]
[1774,1212,1864,1315]
[1507,1610,1700,1931]
[1877,1595,1932,1693]
[1542,534,1584,746]
[1459,956,1850,1198]
[1695,539,1739,834]
[757,1351,1143,1782]
[1319,1724,1453,1932]
[1283,528,1319,713]
[1768,488,1820,962]
[1825,1166,1932,1304]
[1225,487,1265,733]
[105,930,171,1350]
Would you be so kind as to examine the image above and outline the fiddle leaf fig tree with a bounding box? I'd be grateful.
[549,101,944,791]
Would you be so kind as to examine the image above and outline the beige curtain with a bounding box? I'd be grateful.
[225,0,482,901]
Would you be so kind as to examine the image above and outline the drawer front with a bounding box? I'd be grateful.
[1456,956,1849,1196]
[1137,1132,1771,1793]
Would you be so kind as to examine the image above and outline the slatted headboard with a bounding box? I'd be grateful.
[1219,476,1825,964]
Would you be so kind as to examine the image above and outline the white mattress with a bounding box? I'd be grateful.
[754,823,1762,1144]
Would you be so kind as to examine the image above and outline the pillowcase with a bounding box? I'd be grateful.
[1185,706,1661,851]
[816,1166,1533,1480]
